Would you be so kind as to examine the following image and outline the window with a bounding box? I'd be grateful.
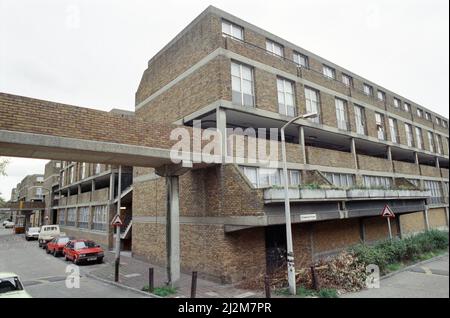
[435,117,442,126]
[81,162,87,180]
[363,175,392,189]
[322,65,336,79]
[354,105,366,135]
[342,74,353,87]
[415,127,423,149]
[443,121,448,128]
[221,20,243,40]
[435,134,443,154]
[335,98,348,130]
[35,187,43,198]
[405,123,414,147]
[363,84,373,96]
[61,171,65,186]
[375,112,385,140]
[266,39,283,57]
[231,62,254,107]
[69,166,75,184]
[277,78,296,117]
[55,162,61,168]
[93,206,108,231]
[425,112,432,121]
[304,88,320,123]
[36,176,43,182]
[424,180,443,205]
[404,103,411,113]
[393,98,401,108]
[293,52,308,68]
[428,131,435,153]
[78,207,90,229]
[416,108,423,118]
[95,163,101,174]
[241,166,301,188]
[67,208,76,227]
[388,118,399,143]
[377,91,386,102]
[323,172,355,188]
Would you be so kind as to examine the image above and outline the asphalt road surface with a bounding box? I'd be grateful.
[0,228,148,298]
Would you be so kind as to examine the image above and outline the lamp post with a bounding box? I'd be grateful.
[280,112,317,296]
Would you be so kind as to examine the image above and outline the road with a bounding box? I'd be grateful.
[343,254,449,298]
[0,228,148,298]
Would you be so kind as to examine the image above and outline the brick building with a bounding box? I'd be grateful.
[130,6,449,283]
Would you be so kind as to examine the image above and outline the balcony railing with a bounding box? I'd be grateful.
[264,188,431,202]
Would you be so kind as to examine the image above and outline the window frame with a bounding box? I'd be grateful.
[231,61,255,107]
[363,84,373,96]
[322,65,336,79]
[265,39,284,57]
[293,52,309,68]
[221,19,244,40]
[277,77,296,117]
[341,73,353,87]
[335,98,348,131]
[304,87,321,124]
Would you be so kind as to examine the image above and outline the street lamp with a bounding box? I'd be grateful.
[280,112,317,295]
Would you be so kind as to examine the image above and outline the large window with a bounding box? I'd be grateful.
[241,166,300,188]
[93,206,108,231]
[81,162,87,180]
[221,20,243,40]
[342,73,353,87]
[393,98,401,108]
[424,180,443,205]
[266,39,283,57]
[435,134,443,154]
[354,105,366,135]
[415,127,424,149]
[95,163,101,174]
[335,98,348,130]
[231,62,254,107]
[363,176,392,189]
[304,87,320,123]
[277,78,296,117]
[363,84,373,96]
[58,210,65,225]
[323,172,355,188]
[375,112,385,140]
[322,65,336,79]
[416,108,423,118]
[78,207,90,229]
[388,118,399,143]
[69,166,75,184]
[377,91,386,102]
[67,208,76,227]
[428,131,435,153]
[293,52,308,68]
[405,123,414,147]
[404,103,411,113]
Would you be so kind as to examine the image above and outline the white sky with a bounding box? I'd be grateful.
[0,0,449,200]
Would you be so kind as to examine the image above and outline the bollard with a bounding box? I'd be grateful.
[191,271,198,298]
[148,267,154,293]
[264,275,271,298]
[311,266,319,291]
[114,258,120,282]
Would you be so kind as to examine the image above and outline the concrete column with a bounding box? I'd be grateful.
[166,176,180,287]
[424,204,430,231]
[351,138,358,170]
[435,157,440,169]
[299,126,307,165]
[445,206,449,227]
[108,172,116,249]
[216,107,227,162]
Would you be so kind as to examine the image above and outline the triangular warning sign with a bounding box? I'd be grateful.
[381,205,395,218]
[111,214,123,226]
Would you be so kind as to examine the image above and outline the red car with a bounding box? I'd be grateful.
[46,236,70,256]
[63,240,104,265]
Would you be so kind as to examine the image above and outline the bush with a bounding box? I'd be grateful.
[318,288,338,298]
[352,230,448,274]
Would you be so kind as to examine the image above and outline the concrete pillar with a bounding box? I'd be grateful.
[424,205,430,231]
[445,206,449,227]
[108,172,116,249]
[166,176,180,287]
[351,138,358,170]
[299,126,307,165]
[216,107,227,162]
[435,157,440,169]
[359,218,366,243]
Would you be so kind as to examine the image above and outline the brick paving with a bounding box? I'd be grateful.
[89,250,264,298]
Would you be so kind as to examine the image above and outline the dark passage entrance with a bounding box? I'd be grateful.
[265,225,287,274]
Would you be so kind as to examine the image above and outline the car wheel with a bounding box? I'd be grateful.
[53,250,58,257]
[65,255,69,261]
[46,248,50,254]
[74,258,79,265]
[97,257,104,264]
[25,237,29,241]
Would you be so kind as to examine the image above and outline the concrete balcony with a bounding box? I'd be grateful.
[264,187,431,203]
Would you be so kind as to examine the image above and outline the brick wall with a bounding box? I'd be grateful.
[399,211,426,235]
[428,208,448,229]
[364,216,399,242]
[306,146,354,169]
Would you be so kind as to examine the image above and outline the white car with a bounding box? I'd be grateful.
[25,227,40,241]
[38,225,65,248]
[3,221,14,229]
[0,273,31,298]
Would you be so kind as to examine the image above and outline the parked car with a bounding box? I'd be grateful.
[25,227,40,241]
[46,236,70,256]
[38,225,65,248]
[2,220,11,227]
[63,240,104,265]
[0,273,31,298]
[3,221,14,229]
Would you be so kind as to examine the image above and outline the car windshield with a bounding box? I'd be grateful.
[28,227,40,232]
[74,241,97,250]
[0,277,23,294]
[57,237,70,244]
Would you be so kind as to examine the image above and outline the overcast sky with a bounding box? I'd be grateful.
[0,0,449,200]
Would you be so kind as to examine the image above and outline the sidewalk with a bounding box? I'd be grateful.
[89,250,264,298]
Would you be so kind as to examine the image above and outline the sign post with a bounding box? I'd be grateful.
[381,205,395,240]
[111,214,123,282]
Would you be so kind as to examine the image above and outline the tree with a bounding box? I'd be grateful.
[0,157,8,176]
